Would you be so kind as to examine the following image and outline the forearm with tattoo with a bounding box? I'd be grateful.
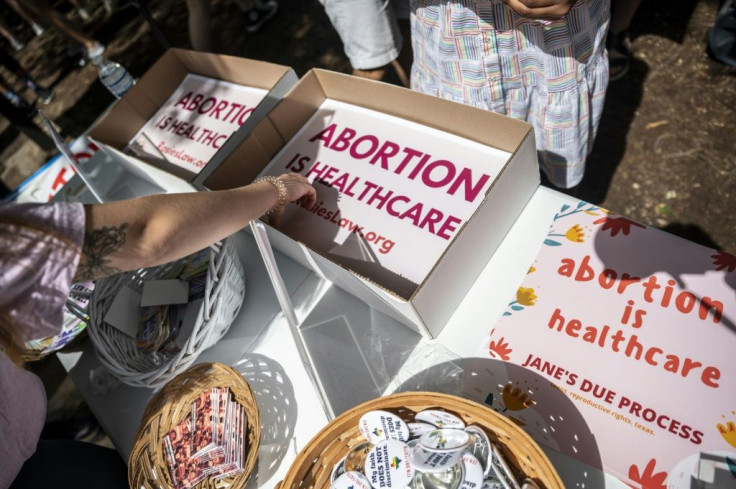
[74,223,129,282]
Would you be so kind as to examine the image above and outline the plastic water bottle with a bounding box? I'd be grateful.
[96,59,136,99]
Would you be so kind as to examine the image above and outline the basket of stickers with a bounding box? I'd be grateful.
[129,362,260,489]
[87,238,245,389]
[279,392,563,489]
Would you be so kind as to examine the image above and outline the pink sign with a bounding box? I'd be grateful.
[477,201,736,488]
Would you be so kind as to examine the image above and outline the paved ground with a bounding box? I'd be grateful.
[1,0,734,447]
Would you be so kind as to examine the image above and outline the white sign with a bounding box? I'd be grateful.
[11,137,100,203]
[126,74,268,174]
[257,100,510,295]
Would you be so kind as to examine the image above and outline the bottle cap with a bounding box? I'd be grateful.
[364,440,415,488]
[331,471,372,489]
[359,410,410,443]
[415,410,466,429]
[408,422,436,438]
[410,444,464,473]
[419,429,471,453]
[344,441,374,472]
[464,426,493,477]
[411,461,465,489]
[460,453,484,489]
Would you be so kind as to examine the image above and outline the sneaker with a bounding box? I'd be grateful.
[245,0,278,33]
[31,22,45,36]
[78,8,91,21]
[10,37,25,51]
[35,87,55,105]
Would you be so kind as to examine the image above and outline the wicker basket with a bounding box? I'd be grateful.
[279,392,564,489]
[87,238,245,389]
[129,362,261,489]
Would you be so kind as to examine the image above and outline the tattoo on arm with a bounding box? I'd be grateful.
[74,223,129,282]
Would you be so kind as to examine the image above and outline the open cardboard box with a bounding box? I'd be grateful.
[201,69,540,338]
[88,48,298,183]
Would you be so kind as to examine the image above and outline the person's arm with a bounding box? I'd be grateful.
[501,0,577,19]
[73,173,315,282]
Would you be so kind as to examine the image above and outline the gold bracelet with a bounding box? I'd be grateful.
[254,176,288,215]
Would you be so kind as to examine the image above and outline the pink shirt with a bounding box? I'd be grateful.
[0,202,85,489]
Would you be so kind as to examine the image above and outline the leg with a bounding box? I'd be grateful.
[0,49,54,103]
[4,0,45,35]
[320,0,406,85]
[0,15,24,50]
[610,0,643,35]
[22,0,102,54]
[607,0,643,80]
[186,0,212,51]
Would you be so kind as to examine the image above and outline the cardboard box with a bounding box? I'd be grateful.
[88,48,298,183]
[202,69,540,338]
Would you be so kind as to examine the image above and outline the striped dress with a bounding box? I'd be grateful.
[409,0,610,188]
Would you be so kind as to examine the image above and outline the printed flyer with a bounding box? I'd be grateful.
[126,74,267,174]
[257,99,511,296]
[475,201,736,488]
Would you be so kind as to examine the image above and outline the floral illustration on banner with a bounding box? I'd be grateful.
[717,413,736,448]
[544,201,601,246]
[712,251,736,272]
[503,287,538,316]
[593,215,646,237]
[501,382,536,412]
[488,328,513,360]
[628,458,667,489]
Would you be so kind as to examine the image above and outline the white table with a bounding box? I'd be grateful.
[59,185,627,488]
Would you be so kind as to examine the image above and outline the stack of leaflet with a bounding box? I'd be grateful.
[162,387,247,489]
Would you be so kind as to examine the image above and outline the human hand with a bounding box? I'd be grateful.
[271,173,317,226]
[502,0,577,19]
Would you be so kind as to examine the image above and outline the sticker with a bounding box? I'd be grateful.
[415,410,466,429]
[410,444,464,473]
[464,426,492,477]
[331,471,372,489]
[345,441,374,472]
[331,455,347,482]
[460,453,484,489]
[419,429,471,453]
[364,440,415,488]
[408,422,436,438]
[359,410,410,443]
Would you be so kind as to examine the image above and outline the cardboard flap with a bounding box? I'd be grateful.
[88,98,148,149]
[268,69,327,142]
